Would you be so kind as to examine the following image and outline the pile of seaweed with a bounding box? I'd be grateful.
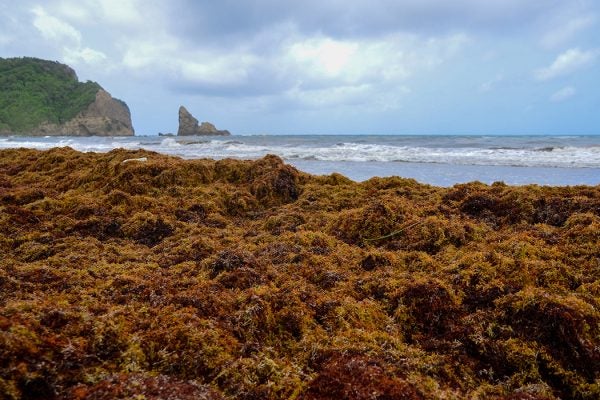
[0,147,598,400]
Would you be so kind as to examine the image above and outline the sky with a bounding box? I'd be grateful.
[1,0,599,135]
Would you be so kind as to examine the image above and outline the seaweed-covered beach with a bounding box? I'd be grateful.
[1,147,599,399]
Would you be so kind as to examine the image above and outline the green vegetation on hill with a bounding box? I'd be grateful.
[0,57,101,133]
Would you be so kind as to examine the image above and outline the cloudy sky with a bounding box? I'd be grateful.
[1,0,599,135]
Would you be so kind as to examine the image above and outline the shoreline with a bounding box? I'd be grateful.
[1,135,600,187]
[288,159,600,186]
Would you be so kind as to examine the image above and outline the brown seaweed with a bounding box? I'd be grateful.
[0,147,599,399]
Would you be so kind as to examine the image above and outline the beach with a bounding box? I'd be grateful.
[3,0,600,396]
[1,134,600,186]
[1,147,598,399]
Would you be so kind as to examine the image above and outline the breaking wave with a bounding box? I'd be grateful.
[1,135,599,168]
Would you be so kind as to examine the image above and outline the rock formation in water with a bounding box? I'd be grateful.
[177,106,230,136]
[0,57,134,136]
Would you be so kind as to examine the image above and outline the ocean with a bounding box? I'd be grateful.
[1,134,599,186]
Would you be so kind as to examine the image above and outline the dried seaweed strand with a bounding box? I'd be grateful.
[363,220,423,242]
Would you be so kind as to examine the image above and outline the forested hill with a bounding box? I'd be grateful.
[0,57,102,133]
[0,57,134,136]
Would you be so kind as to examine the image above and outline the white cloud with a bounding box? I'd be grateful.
[31,6,81,44]
[289,38,358,77]
[281,32,467,108]
[116,23,468,108]
[283,33,468,88]
[120,33,261,87]
[30,5,109,67]
[541,15,595,48]
[534,48,597,81]
[63,46,107,65]
[121,35,180,70]
[52,0,145,26]
[550,86,576,102]
[95,0,144,26]
[179,56,258,87]
[479,74,504,92]
[54,0,93,23]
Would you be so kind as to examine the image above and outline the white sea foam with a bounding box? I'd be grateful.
[1,135,599,169]
[160,138,182,148]
[0,139,56,149]
[149,141,600,168]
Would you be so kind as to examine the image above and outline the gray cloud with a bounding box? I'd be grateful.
[172,0,567,40]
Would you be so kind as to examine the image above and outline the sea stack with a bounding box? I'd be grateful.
[177,106,231,136]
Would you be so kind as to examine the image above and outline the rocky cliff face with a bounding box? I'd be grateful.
[177,106,230,136]
[0,57,135,136]
[29,90,134,136]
